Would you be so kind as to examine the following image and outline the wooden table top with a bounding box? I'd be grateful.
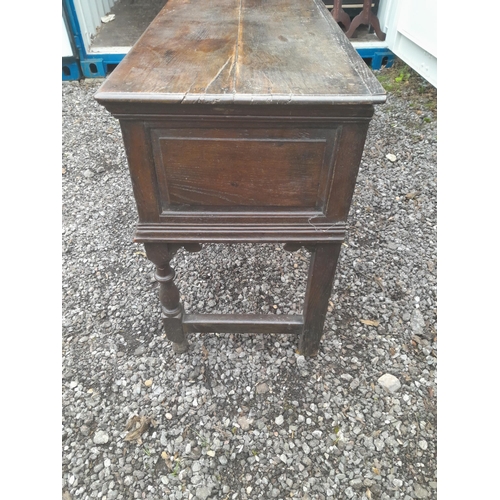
[95,0,385,106]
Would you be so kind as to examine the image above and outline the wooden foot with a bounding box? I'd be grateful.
[144,243,196,354]
[172,339,189,354]
[298,243,342,357]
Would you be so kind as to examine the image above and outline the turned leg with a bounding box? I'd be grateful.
[144,243,188,354]
[299,243,342,357]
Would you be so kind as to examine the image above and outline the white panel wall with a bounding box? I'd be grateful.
[377,0,437,87]
[377,0,396,35]
[62,16,74,58]
[397,0,436,57]
[73,0,117,51]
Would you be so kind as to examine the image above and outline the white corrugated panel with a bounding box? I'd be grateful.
[62,16,74,58]
[378,0,437,87]
[73,0,117,51]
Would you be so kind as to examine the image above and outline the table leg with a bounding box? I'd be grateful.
[144,242,189,354]
[299,243,342,357]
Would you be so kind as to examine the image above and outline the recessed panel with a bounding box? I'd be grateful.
[151,127,337,211]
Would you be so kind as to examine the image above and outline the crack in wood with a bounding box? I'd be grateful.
[230,0,244,94]
[204,55,233,93]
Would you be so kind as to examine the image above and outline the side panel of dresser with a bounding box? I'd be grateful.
[115,106,372,243]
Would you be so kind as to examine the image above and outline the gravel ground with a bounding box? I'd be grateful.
[62,64,437,500]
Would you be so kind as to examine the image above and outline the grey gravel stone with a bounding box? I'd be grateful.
[256,382,269,394]
[350,478,363,489]
[411,308,426,336]
[414,483,430,498]
[92,431,109,445]
[374,438,385,451]
[134,345,146,356]
[195,486,211,499]
[377,373,402,393]
[160,431,168,446]
[238,416,252,430]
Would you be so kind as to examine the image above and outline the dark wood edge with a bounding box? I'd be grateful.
[133,223,347,243]
[135,223,346,230]
[120,114,374,122]
[94,91,386,106]
[97,103,375,120]
[182,314,304,334]
[158,210,326,218]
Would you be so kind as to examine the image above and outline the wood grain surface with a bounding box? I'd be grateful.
[150,126,337,209]
[95,0,385,105]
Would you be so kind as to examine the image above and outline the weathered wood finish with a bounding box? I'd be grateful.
[183,314,304,335]
[143,243,188,353]
[95,0,385,356]
[299,243,342,356]
[150,126,337,209]
[95,0,385,105]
